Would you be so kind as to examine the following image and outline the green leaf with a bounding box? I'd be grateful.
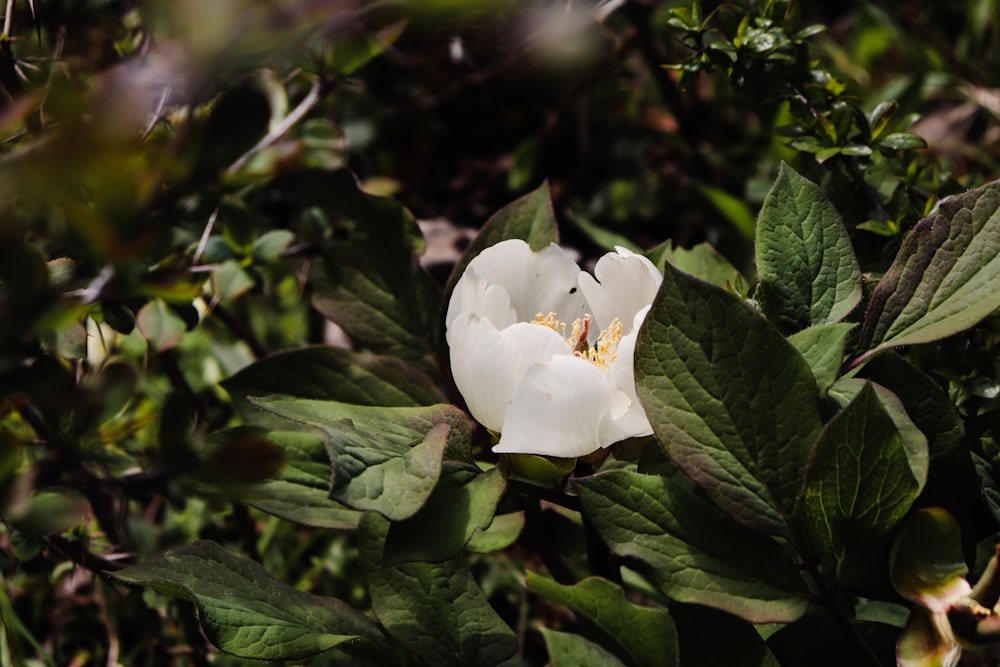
[221,346,446,422]
[113,540,391,662]
[136,299,188,351]
[695,182,755,241]
[444,181,559,297]
[383,467,506,564]
[307,170,441,370]
[574,470,809,623]
[327,20,406,76]
[359,512,517,667]
[466,512,524,553]
[670,602,780,667]
[755,163,862,332]
[788,322,856,394]
[327,422,448,521]
[670,242,747,295]
[635,263,823,536]
[802,382,928,574]
[857,179,1000,356]
[212,259,255,300]
[252,229,295,263]
[526,573,679,667]
[541,629,628,667]
[877,132,928,150]
[246,430,361,530]
[247,396,471,461]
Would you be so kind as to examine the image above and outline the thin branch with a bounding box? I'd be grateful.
[192,207,218,263]
[226,78,323,174]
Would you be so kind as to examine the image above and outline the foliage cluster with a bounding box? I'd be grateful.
[3,1,1000,666]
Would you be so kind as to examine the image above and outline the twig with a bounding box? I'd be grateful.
[192,207,218,263]
[226,78,323,174]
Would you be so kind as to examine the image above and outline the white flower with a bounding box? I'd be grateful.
[445,239,662,457]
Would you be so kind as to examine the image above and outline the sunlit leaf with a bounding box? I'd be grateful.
[756,163,862,332]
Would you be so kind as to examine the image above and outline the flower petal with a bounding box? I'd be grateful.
[449,315,571,432]
[578,246,662,334]
[448,239,588,328]
[494,355,617,457]
[603,305,654,441]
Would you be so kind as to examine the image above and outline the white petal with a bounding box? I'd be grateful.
[578,247,662,334]
[449,315,571,432]
[494,355,617,457]
[603,305,654,442]
[449,239,588,326]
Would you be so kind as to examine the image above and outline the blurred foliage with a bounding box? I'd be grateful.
[1,0,1000,665]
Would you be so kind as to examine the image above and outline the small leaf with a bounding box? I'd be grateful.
[527,573,679,667]
[695,182,755,241]
[858,179,1000,356]
[669,242,747,294]
[136,299,187,351]
[574,470,809,623]
[755,163,863,332]
[252,229,295,263]
[802,382,928,574]
[466,512,524,553]
[635,263,823,536]
[360,513,517,667]
[212,260,255,300]
[878,132,928,150]
[114,540,391,662]
[788,323,856,394]
[541,629,628,667]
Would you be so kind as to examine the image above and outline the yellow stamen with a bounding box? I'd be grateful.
[531,312,623,372]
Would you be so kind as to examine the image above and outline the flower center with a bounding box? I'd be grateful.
[531,312,624,371]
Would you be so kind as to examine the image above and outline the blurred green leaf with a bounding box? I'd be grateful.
[695,182,755,241]
[252,229,295,264]
[212,260,255,301]
[136,299,187,351]
[114,540,391,662]
[878,133,928,150]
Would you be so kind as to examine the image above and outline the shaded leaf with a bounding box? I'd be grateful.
[466,512,525,553]
[541,629,628,667]
[574,470,809,623]
[307,170,441,369]
[802,382,928,574]
[526,573,679,667]
[221,346,446,421]
[670,602,780,667]
[669,242,747,295]
[788,322,855,394]
[359,513,517,667]
[635,263,823,536]
[755,163,862,332]
[245,430,361,530]
[858,180,1000,356]
[136,299,187,351]
[114,540,391,662]
[384,467,506,564]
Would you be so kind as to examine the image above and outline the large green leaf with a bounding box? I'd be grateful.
[113,540,391,663]
[526,573,678,667]
[248,396,472,461]
[858,179,1000,357]
[245,430,361,530]
[221,346,446,421]
[359,512,517,667]
[755,163,862,332]
[802,382,928,575]
[635,263,823,536]
[541,629,628,667]
[788,322,856,395]
[307,170,442,369]
[384,467,506,564]
[574,470,809,623]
